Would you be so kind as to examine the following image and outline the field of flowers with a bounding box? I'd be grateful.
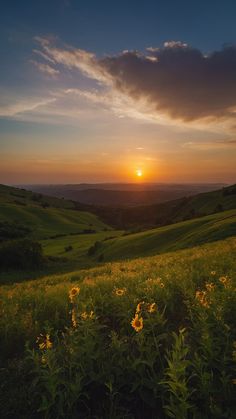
[0,237,236,418]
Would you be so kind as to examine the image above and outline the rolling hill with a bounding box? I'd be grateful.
[91,183,236,229]
[22,182,224,206]
[93,209,236,261]
[0,184,111,240]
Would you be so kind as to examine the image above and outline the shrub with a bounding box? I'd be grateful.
[0,239,44,270]
[65,245,73,252]
[87,240,102,256]
[0,221,31,241]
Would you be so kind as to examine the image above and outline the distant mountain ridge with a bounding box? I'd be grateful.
[21,182,225,207]
[79,183,236,230]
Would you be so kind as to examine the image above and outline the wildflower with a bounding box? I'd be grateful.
[219,276,230,287]
[210,271,216,276]
[206,283,215,292]
[160,282,165,288]
[147,302,157,313]
[71,308,77,327]
[195,290,209,308]
[81,310,94,320]
[136,301,145,313]
[37,333,53,350]
[69,287,80,303]
[131,314,143,332]
[114,287,126,296]
[41,355,47,364]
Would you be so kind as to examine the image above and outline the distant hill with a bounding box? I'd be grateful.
[21,182,225,207]
[91,183,236,229]
[93,209,236,262]
[0,184,110,240]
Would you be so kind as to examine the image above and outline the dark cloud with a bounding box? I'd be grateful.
[99,43,236,122]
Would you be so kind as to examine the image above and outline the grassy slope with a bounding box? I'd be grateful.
[0,184,75,209]
[1,236,235,359]
[0,184,110,239]
[41,231,121,257]
[1,237,235,417]
[97,209,236,261]
[162,184,236,220]
[100,183,236,229]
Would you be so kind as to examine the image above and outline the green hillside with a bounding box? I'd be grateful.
[100,183,236,229]
[95,209,236,261]
[0,184,110,240]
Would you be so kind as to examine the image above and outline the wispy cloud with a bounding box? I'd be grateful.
[182,139,236,150]
[30,60,60,77]
[31,37,236,131]
[3,36,236,136]
[0,97,56,117]
[32,49,56,64]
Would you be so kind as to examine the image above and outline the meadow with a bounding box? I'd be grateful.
[95,209,236,262]
[1,237,236,418]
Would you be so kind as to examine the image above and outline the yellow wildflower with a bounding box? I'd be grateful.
[136,301,145,313]
[131,314,143,332]
[69,287,80,303]
[210,271,216,276]
[219,276,230,288]
[81,310,94,320]
[160,282,165,288]
[71,308,77,327]
[147,302,157,313]
[114,287,126,296]
[37,333,53,350]
[41,355,47,364]
[195,290,209,308]
[206,283,215,292]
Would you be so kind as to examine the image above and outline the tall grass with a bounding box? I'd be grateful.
[0,237,236,418]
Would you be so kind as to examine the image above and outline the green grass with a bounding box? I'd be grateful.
[41,231,122,259]
[0,184,75,209]
[97,209,236,261]
[0,184,111,240]
[1,184,236,417]
[0,203,110,239]
[0,237,235,418]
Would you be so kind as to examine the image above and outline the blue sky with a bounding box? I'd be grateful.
[1,0,236,183]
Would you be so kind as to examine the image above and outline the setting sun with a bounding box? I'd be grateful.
[136,169,143,177]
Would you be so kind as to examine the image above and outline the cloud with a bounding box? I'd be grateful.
[33,37,236,128]
[0,97,56,117]
[30,60,60,77]
[33,49,56,64]
[34,36,109,84]
[100,44,236,123]
[182,139,236,150]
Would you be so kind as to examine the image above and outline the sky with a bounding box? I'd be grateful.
[1,0,236,184]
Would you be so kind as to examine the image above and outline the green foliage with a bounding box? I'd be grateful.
[87,240,102,256]
[64,245,73,252]
[162,329,192,418]
[0,239,44,270]
[0,237,235,417]
[0,220,31,241]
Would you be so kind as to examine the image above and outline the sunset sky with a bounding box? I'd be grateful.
[1,0,236,184]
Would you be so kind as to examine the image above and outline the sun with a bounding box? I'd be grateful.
[136,169,143,177]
